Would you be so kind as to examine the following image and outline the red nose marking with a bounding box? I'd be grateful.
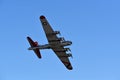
[40,15,45,19]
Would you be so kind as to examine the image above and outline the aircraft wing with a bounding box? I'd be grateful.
[52,47,73,70]
[40,15,60,44]
[40,16,73,70]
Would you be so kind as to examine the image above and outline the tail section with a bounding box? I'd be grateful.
[27,36,42,58]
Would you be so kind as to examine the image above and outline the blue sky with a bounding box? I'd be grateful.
[0,0,120,80]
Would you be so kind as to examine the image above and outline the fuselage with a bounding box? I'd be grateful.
[28,41,72,50]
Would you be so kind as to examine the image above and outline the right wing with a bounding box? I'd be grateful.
[52,47,73,70]
[27,37,42,58]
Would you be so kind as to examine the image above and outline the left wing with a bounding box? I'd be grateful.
[39,15,59,45]
[40,15,73,70]
[52,47,73,70]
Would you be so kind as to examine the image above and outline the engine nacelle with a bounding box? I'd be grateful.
[58,37,65,41]
[49,37,65,42]
[52,31,61,35]
[66,53,73,58]
[64,48,71,52]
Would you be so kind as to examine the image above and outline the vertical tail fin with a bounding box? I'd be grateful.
[27,36,42,58]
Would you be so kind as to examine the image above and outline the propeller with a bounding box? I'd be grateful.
[59,37,65,41]
[65,48,71,52]
[61,37,65,41]
[68,48,71,52]
[70,54,73,58]
[67,53,73,58]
